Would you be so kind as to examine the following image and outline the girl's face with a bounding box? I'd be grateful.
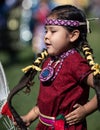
[44,25,73,56]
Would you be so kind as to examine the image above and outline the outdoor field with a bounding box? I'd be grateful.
[0,21,100,130]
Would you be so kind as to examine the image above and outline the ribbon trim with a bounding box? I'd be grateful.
[91,63,100,76]
[22,65,41,73]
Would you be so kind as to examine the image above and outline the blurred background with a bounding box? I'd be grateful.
[0,0,100,129]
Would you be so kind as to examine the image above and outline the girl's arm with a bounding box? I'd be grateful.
[21,106,39,126]
[83,73,98,114]
[65,95,97,125]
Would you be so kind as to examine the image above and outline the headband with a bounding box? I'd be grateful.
[45,19,86,27]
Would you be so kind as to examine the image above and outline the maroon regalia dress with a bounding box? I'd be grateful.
[36,50,91,130]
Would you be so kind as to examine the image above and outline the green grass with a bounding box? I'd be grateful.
[0,21,100,130]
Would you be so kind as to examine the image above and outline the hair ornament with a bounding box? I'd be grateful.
[86,20,90,33]
[22,49,48,73]
[86,18,100,33]
[87,17,100,21]
[91,63,100,76]
[45,19,86,27]
[82,45,100,76]
[22,65,41,73]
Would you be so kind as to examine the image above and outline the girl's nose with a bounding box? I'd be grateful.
[44,36,48,44]
[44,33,50,43]
[44,32,50,41]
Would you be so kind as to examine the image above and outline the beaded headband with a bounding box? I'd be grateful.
[45,19,86,27]
[45,18,99,33]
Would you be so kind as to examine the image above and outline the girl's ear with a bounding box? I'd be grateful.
[69,30,80,42]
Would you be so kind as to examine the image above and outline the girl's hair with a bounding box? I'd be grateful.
[47,5,100,110]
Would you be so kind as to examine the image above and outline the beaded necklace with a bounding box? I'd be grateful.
[39,49,76,83]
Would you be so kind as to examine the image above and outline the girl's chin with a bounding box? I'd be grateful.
[48,52,58,57]
[47,48,61,56]
[47,50,60,56]
[48,52,55,56]
[47,49,53,55]
[48,52,54,56]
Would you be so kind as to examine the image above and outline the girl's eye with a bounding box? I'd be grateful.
[44,30,56,34]
[51,30,56,33]
[45,30,48,33]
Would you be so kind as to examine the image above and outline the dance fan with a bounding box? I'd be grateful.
[0,62,17,130]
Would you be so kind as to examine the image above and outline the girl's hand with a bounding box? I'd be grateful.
[13,116,31,129]
[13,106,39,129]
[65,104,87,125]
[21,115,31,126]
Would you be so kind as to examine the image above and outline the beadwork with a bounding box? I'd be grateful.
[39,49,76,83]
[39,66,54,82]
[45,19,86,27]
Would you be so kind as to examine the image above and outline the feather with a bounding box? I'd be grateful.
[0,62,16,130]
[0,62,10,100]
[3,116,17,130]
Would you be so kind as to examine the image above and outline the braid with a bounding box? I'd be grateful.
[22,49,48,93]
[22,49,48,73]
[81,37,100,110]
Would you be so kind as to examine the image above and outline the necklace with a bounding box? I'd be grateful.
[39,49,76,83]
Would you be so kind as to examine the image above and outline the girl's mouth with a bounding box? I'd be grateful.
[45,43,52,48]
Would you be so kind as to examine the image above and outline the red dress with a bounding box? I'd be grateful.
[36,50,91,130]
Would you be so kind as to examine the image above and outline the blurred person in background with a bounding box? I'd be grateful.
[0,0,22,63]
[20,0,57,58]
[53,0,89,10]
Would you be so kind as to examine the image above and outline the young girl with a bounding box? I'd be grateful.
[20,5,99,130]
